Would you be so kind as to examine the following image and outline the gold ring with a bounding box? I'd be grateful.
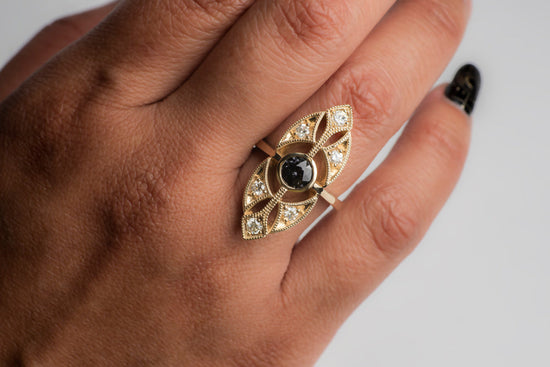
[242,105,353,240]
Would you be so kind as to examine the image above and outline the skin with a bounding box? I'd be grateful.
[0,0,473,365]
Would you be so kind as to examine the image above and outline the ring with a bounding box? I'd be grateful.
[242,105,353,240]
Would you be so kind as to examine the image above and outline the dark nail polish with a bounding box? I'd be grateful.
[445,64,481,115]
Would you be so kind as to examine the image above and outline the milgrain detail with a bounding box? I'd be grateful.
[242,105,353,240]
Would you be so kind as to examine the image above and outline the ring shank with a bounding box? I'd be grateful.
[319,189,342,210]
[255,140,277,157]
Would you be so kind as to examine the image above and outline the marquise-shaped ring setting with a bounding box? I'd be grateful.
[242,105,353,240]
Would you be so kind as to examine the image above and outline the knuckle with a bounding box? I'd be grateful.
[362,184,420,255]
[331,66,397,141]
[272,0,351,53]
[422,117,470,163]
[2,95,88,183]
[419,0,469,42]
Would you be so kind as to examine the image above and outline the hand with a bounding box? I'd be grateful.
[0,0,477,365]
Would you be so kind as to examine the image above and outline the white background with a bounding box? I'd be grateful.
[1,1,549,366]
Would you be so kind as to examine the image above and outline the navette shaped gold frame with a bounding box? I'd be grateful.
[242,105,353,240]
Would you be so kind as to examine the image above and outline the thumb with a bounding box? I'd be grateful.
[0,2,117,101]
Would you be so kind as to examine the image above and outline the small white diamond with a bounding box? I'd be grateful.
[333,110,349,126]
[246,218,263,235]
[329,150,344,166]
[250,180,266,197]
[283,206,299,222]
[295,123,310,139]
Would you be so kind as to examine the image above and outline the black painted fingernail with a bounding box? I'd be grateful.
[445,64,481,115]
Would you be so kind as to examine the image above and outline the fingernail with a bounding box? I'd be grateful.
[445,64,481,115]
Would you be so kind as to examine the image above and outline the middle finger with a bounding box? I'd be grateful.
[168,0,396,161]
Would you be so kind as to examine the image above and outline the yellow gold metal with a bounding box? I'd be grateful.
[255,139,277,157]
[316,185,342,210]
[242,105,353,240]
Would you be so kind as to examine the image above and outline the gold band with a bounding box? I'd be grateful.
[255,139,277,158]
[317,185,343,210]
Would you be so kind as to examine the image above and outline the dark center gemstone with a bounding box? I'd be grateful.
[279,154,315,190]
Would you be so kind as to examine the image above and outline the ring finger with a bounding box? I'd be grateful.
[238,0,471,247]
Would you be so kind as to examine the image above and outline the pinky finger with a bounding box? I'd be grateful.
[279,65,480,355]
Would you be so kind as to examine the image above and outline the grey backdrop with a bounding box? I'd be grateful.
[1,1,548,366]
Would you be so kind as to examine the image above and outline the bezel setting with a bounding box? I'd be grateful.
[277,153,318,192]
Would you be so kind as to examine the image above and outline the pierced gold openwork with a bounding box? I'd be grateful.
[242,105,353,240]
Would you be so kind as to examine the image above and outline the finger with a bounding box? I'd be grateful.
[170,0,396,158]
[79,0,256,105]
[0,2,116,101]
[280,84,476,347]
[262,0,472,170]
[236,0,470,247]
